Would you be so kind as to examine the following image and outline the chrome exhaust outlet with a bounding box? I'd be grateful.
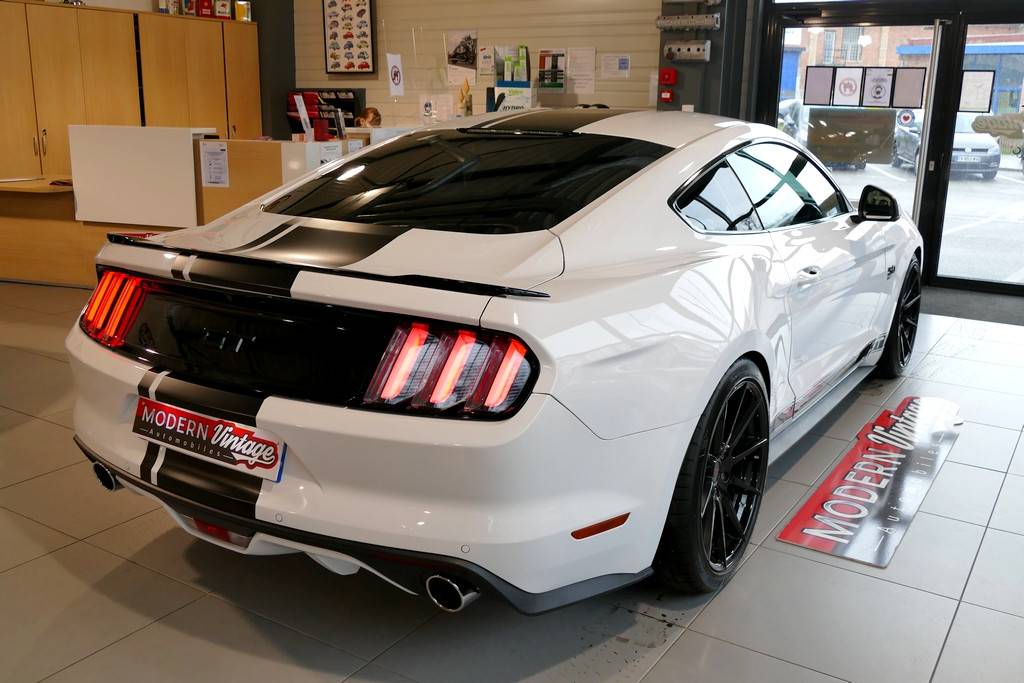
[425,574,480,613]
[92,461,122,491]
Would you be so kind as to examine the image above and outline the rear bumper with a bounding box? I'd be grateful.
[75,437,651,614]
[67,323,692,609]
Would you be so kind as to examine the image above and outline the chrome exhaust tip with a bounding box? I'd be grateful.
[92,461,121,491]
[425,574,479,613]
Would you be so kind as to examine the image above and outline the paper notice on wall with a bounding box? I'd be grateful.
[200,141,229,188]
[863,67,895,107]
[960,70,996,113]
[387,53,405,97]
[600,53,630,79]
[832,67,863,107]
[446,30,478,86]
[346,139,365,153]
[567,47,596,94]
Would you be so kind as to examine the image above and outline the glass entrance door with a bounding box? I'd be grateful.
[773,24,938,216]
[935,23,1024,286]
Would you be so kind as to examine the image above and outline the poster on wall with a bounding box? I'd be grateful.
[538,48,567,92]
[804,67,835,106]
[478,46,495,77]
[892,68,927,109]
[323,0,375,74]
[446,30,478,86]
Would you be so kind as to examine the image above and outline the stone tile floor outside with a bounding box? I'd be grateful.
[0,282,1022,682]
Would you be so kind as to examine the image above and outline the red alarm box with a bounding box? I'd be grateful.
[659,67,678,86]
[659,88,675,104]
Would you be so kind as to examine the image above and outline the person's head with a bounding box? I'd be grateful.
[356,107,382,127]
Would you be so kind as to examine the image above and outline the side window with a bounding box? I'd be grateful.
[673,162,762,233]
[728,143,845,230]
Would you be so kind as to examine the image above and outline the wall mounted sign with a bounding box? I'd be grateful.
[387,53,404,96]
[324,0,376,74]
[960,70,996,113]
[778,396,961,568]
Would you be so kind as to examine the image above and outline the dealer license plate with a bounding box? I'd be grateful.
[958,155,981,163]
[132,397,286,482]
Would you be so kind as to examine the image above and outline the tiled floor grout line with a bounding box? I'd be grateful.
[926,430,1020,683]
[677,625,854,682]
[0,503,81,548]
[34,592,207,683]
[0,460,82,492]
[0,401,74,430]
[0,340,70,365]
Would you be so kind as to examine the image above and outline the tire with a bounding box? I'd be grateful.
[891,144,902,168]
[874,256,922,379]
[653,359,769,593]
[982,171,997,181]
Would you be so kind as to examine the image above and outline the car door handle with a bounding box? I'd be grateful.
[796,266,822,286]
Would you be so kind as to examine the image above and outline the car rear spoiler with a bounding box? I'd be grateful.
[106,233,550,299]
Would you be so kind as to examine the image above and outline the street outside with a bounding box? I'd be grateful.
[830,155,1024,284]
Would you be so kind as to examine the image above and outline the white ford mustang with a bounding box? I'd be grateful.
[67,109,922,613]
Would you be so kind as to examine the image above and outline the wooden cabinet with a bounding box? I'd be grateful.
[184,19,229,137]
[139,14,231,138]
[26,3,87,177]
[78,9,141,126]
[138,14,191,128]
[223,21,263,139]
[0,2,41,179]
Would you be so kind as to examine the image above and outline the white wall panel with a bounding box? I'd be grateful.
[293,0,662,125]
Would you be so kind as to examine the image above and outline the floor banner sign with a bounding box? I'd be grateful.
[778,396,962,567]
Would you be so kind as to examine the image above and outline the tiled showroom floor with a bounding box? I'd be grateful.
[2,281,1024,682]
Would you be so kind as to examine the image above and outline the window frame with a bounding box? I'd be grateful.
[668,138,853,235]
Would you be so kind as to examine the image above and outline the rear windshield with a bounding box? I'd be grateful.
[263,129,671,234]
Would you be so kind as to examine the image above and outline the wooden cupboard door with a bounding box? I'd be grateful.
[77,8,141,126]
[0,2,41,179]
[223,21,262,139]
[26,4,87,177]
[185,20,228,138]
[138,13,190,128]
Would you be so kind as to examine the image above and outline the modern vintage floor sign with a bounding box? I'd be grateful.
[778,396,962,567]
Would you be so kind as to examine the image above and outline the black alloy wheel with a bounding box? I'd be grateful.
[895,261,922,369]
[697,378,769,573]
[654,359,769,593]
[875,256,922,379]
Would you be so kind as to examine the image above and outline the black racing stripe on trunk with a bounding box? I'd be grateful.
[152,375,264,425]
[186,257,299,297]
[137,370,159,398]
[156,448,260,519]
[231,225,403,271]
[222,220,300,254]
[479,108,631,133]
[139,441,160,481]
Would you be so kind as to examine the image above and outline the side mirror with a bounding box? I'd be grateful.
[854,185,899,223]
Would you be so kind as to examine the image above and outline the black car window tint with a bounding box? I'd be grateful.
[263,130,672,234]
[745,143,844,219]
[674,162,762,233]
[729,143,842,229]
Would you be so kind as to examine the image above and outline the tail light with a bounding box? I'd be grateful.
[80,271,150,348]
[364,321,535,417]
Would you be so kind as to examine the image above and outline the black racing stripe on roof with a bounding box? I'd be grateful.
[476,108,633,133]
[233,224,408,271]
